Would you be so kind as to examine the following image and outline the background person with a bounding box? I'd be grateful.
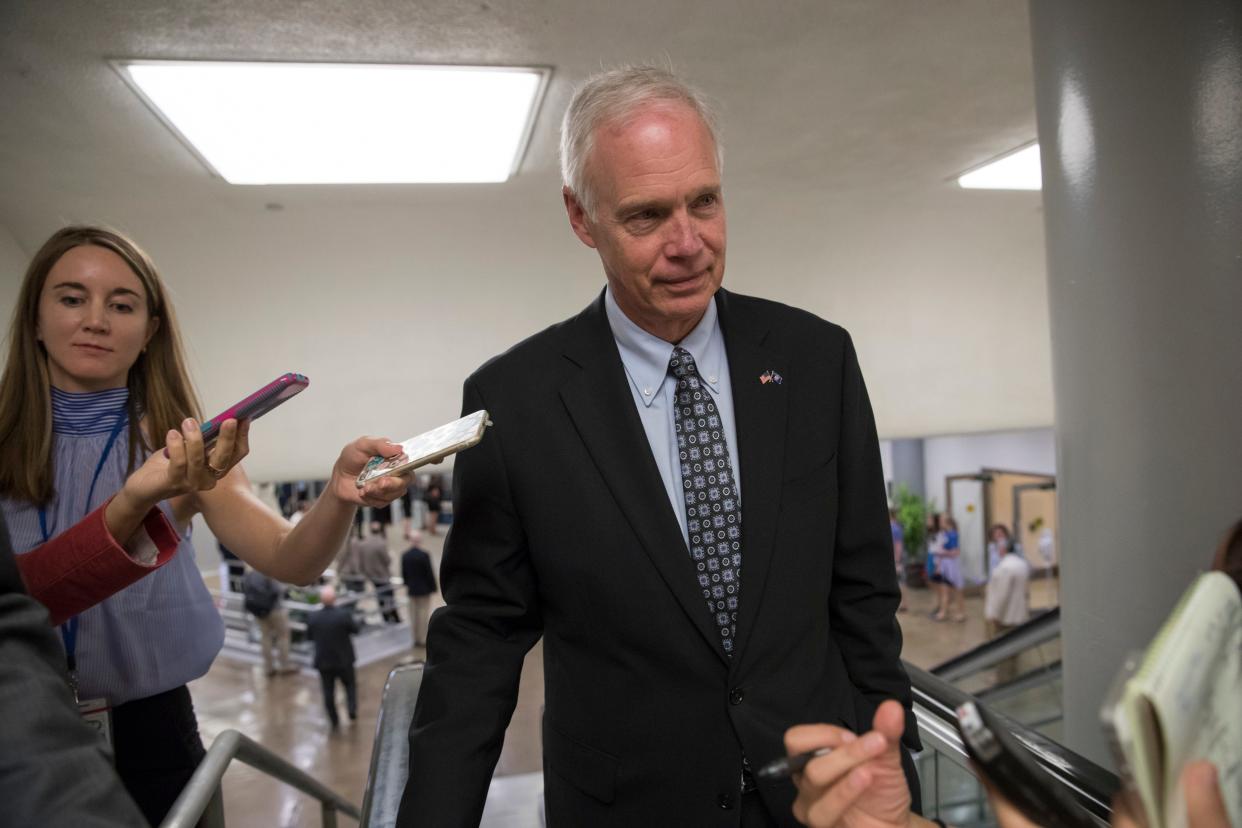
[934,516,965,622]
[359,520,400,624]
[242,566,296,677]
[0,225,408,824]
[890,507,907,612]
[304,585,359,730]
[983,523,1030,682]
[421,477,443,535]
[399,528,437,648]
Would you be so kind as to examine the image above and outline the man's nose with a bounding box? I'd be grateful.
[663,211,705,259]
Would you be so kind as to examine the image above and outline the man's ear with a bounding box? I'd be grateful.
[563,187,598,249]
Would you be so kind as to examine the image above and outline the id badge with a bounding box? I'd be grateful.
[78,697,113,751]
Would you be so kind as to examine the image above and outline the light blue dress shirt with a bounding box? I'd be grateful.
[604,286,740,542]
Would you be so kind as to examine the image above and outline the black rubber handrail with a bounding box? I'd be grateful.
[930,607,1060,682]
[905,661,1118,824]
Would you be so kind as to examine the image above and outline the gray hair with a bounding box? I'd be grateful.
[559,65,724,218]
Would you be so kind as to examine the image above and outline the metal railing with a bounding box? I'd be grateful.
[359,663,425,827]
[160,729,361,828]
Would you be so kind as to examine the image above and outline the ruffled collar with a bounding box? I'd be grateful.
[50,386,130,436]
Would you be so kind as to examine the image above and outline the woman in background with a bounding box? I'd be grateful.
[0,225,408,824]
[936,515,966,622]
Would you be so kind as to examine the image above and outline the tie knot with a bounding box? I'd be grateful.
[669,346,700,381]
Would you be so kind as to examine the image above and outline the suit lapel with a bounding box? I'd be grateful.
[558,295,730,664]
[716,290,789,669]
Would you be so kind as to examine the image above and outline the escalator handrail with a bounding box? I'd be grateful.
[929,607,1060,682]
[976,660,1062,705]
[905,661,1118,823]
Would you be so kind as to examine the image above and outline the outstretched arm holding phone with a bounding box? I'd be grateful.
[187,433,409,586]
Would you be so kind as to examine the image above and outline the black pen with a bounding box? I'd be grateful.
[755,746,833,781]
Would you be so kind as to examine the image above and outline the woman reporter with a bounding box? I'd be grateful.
[0,225,407,824]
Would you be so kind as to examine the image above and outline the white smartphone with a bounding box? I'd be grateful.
[355,410,492,488]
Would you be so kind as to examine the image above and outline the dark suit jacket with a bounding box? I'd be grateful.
[399,289,918,827]
[305,605,359,671]
[400,546,437,596]
[0,513,149,827]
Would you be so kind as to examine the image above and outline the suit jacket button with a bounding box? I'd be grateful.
[729,687,744,705]
[718,792,735,809]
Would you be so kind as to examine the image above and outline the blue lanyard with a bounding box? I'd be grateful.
[39,406,128,672]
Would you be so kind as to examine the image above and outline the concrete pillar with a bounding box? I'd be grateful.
[890,438,926,500]
[1029,1,1242,764]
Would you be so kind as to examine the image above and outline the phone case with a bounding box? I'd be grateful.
[200,372,309,444]
[355,410,492,488]
[956,701,1100,828]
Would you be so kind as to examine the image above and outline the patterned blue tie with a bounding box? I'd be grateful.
[669,346,742,656]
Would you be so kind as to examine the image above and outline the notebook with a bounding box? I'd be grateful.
[1101,571,1241,828]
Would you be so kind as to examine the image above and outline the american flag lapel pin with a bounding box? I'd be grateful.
[759,369,783,385]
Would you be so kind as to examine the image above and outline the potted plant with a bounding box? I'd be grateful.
[893,484,932,589]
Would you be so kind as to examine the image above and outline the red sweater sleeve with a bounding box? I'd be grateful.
[15,499,181,626]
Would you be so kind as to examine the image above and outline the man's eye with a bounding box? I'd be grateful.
[696,194,718,208]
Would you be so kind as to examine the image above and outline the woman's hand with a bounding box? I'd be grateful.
[122,418,249,510]
[105,418,249,544]
[327,436,411,507]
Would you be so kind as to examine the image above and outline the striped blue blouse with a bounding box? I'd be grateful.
[2,386,223,705]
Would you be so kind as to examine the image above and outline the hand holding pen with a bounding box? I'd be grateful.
[780,700,921,828]
[756,746,835,781]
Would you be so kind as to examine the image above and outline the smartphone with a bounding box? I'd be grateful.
[956,701,1100,828]
[165,372,309,456]
[355,410,492,488]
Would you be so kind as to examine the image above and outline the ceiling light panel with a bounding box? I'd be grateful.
[957,143,1042,191]
[118,61,549,185]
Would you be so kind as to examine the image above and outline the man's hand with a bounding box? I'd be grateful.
[787,700,932,828]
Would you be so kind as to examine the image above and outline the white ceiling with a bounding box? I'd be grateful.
[0,0,1052,481]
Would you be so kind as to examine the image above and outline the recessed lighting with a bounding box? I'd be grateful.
[116,61,550,185]
[957,143,1042,191]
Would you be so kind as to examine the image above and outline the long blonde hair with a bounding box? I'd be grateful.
[0,226,202,504]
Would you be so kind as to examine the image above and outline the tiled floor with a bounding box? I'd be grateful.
[190,532,1058,828]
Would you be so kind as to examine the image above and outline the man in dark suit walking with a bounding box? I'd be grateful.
[400,530,437,648]
[305,585,359,730]
[398,65,919,826]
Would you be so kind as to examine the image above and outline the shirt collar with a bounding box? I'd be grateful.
[50,385,130,436]
[604,285,724,407]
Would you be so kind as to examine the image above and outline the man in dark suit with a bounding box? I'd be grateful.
[305,585,359,730]
[399,530,437,648]
[398,65,918,826]
[0,512,148,826]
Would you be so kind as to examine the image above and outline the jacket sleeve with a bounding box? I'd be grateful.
[829,333,921,752]
[0,513,149,827]
[397,377,542,828]
[16,497,181,626]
